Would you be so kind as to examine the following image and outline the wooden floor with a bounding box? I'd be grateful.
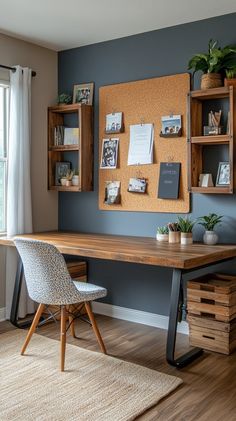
[1,315,236,421]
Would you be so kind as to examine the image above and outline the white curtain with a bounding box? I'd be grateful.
[5,65,35,319]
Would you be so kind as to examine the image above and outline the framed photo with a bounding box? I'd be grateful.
[128,178,147,193]
[100,138,119,169]
[216,162,230,186]
[73,82,94,105]
[55,161,71,185]
[105,112,123,134]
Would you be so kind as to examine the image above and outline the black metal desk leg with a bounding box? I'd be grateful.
[10,256,32,329]
[166,268,203,368]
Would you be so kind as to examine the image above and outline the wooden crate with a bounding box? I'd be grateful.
[188,315,236,355]
[187,273,236,322]
[43,260,87,319]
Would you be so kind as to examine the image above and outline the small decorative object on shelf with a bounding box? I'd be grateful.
[188,39,236,89]
[224,68,236,88]
[73,82,94,105]
[57,93,72,105]
[64,170,74,187]
[216,162,230,186]
[199,173,214,187]
[156,226,169,242]
[204,110,222,135]
[167,222,181,244]
[72,171,79,186]
[160,114,182,137]
[55,161,71,186]
[177,216,195,245]
[105,112,124,134]
[198,213,223,245]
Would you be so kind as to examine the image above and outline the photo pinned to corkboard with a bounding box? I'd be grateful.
[99,73,190,213]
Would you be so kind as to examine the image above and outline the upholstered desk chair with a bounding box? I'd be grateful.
[14,238,107,371]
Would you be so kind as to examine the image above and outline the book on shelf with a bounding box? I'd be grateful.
[53,126,79,146]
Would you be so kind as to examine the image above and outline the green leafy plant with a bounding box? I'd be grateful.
[167,222,180,232]
[226,67,236,79]
[57,93,72,105]
[198,213,223,231]
[188,39,236,74]
[177,216,195,233]
[156,226,169,234]
[65,170,74,181]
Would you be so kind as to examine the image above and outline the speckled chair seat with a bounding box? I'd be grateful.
[14,238,107,371]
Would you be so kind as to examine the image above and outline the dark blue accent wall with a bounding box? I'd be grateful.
[58,13,236,316]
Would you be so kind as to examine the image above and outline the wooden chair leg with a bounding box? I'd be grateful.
[60,305,67,372]
[69,314,76,338]
[84,302,106,354]
[21,303,45,355]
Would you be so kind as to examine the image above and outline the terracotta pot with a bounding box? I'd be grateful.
[201,73,222,89]
[224,78,236,88]
[181,232,193,245]
[168,231,180,244]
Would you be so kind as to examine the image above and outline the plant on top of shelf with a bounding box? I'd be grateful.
[198,213,223,245]
[224,67,236,88]
[60,170,74,187]
[57,93,72,105]
[188,39,236,89]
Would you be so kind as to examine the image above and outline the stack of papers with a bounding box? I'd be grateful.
[128,124,154,166]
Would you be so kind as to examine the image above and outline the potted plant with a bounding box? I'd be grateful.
[156,226,169,242]
[167,222,180,244]
[61,170,74,187]
[72,170,79,186]
[177,216,195,245]
[188,39,236,89]
[57,93,72,105]
[224,67,236,88]
[198,213,223,245]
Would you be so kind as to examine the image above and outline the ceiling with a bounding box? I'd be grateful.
[0,0,235,51]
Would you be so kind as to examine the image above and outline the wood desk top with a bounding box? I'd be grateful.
[1,231,236,270]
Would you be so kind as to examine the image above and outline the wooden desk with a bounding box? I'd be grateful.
[1,231,236,368]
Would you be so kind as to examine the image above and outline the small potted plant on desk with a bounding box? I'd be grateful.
[156,225,169,242]
[177,216,195,245]
[198,213,223,245]
[168,222,181,244]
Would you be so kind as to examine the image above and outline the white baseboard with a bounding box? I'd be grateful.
[0,307,6,322]
[92,302,189,335]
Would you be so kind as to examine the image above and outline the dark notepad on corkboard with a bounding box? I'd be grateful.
[158,162,181,199]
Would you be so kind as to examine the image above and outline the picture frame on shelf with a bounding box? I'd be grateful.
[55,161,71,186]
[73,82,94,105]
[216,162,230,186]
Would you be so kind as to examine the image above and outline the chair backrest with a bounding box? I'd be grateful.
[14,238,82,305]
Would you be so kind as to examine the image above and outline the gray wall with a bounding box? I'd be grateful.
[58,13,236,316]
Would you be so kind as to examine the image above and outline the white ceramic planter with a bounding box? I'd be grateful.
[72,175,79,186]
[156,233,169,242]
[169,231,181,244]
[203,230,218,245]
[60,178,67,186]
[181,232,193,245]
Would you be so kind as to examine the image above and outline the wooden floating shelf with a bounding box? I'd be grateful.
[191,186,232,194]
[49,145,79,152]
[190,86,230,100]
[191,135,231,145]
[49,185,81,192]
[48,103,82,113]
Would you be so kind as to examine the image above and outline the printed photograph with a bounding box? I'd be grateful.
[106,112,123,133]
[104,181,121,205]
[128,178,147,193]
[216,162,230,186]
[100,138,119,169]
[161,115,182,135]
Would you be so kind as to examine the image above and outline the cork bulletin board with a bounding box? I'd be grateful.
[99,73,190,213]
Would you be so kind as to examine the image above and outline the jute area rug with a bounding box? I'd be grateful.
[0,330,182,421]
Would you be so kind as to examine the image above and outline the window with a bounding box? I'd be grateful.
[0,83,9,233]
